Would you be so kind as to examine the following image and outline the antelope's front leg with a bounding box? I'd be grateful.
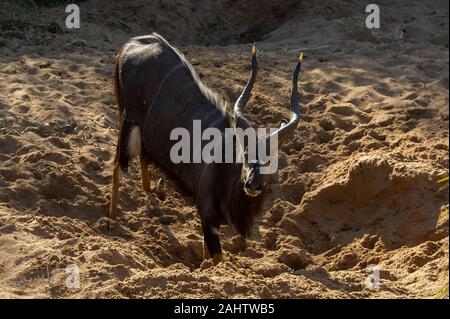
[201,218,224,264]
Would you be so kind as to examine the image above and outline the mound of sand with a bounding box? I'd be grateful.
[0,0,448,298]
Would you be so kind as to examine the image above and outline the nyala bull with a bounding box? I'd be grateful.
[109,33,303,264]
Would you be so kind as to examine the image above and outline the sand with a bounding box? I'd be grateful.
[0,0,448,298]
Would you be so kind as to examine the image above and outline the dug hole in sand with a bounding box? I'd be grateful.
[0,0,448,298]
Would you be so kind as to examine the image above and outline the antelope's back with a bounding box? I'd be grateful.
[116,33,229,191]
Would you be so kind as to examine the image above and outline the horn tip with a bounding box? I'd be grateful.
[299,52,304,63]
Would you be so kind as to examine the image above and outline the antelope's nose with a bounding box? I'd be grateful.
[245,180,262,197]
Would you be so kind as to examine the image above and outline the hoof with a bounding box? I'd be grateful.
[212,253,225,265]
[200,259,214,270]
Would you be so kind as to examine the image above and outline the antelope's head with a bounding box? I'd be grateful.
[233,46,303,198]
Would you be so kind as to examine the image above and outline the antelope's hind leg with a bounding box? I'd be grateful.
[109,161,122,221]
[139,152,151,193]
[108,122,134,221]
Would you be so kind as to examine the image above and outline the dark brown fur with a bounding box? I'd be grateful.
[109,33,270,263]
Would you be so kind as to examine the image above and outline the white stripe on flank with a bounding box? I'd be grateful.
[127,126,141,158]
[143,62,184,135]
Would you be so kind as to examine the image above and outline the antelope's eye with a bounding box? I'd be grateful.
[249,160,259,168]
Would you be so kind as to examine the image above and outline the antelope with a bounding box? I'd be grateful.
[109,33,303,264]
